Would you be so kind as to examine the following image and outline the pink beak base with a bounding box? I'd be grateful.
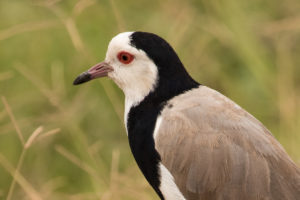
[73,62,113,85]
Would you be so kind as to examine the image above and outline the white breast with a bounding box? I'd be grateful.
[124,97,133,133]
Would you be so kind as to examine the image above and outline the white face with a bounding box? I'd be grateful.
[105,32,158,105]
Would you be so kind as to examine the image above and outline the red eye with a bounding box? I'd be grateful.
[117,51,134,64]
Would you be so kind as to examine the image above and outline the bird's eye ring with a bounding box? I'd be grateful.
[117,51,134,64]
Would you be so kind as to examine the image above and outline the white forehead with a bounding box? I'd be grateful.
[106,32,137,59]
[109,32,133,47]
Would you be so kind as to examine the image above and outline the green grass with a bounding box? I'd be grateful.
[0,0,300,199]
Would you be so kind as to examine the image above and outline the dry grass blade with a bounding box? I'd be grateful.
[55,145,107,197]
[102,149,120,200]
[37,128,61,141]
[0,153,43,200]
[45,4,87,55]
[25,126,44,149]
[64,18,85,53]
[110,149,120,185]
[67,192,100,200]
[55,145,102,183]
[100,80,124,123]
[32,0,62,7]
[263,15,300,36]
[88,140,102,156]
[40,177,66,199]
[7,126,47,200]
[6,150,26,200]
[14,64,60,108]
[166,3,194,48]
[0,20,59,41]
[73,0,97,16]
[1,96,25,146]
[51,61,66,98]
[109,0,126,32]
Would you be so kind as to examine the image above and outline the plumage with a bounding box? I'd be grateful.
[155,86,300,199]
[73,31,300,200]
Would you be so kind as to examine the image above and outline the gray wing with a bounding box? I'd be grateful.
[155,86,300,200]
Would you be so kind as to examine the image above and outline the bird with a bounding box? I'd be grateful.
[73,31,300,200]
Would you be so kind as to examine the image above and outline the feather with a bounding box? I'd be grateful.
[155,86,300,200]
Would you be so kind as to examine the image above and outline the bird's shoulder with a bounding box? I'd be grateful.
[159,85,272,142]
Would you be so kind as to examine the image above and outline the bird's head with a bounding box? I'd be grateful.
[74,31,198,105]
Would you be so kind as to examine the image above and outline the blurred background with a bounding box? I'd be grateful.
[0,0,300,199]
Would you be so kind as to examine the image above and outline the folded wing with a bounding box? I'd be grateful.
[155,86,300,200]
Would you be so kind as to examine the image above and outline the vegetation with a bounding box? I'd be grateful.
[0,0,299,199]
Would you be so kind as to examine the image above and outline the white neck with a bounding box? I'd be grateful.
[118,62,159,133]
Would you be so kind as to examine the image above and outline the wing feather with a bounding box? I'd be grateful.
[155,86,300,200]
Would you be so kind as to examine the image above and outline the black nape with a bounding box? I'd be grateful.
[130,31,200,104]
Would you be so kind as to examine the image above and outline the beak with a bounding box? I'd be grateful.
[73,62,113,85]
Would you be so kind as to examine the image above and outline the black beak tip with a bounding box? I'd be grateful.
[73,72,91,85]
